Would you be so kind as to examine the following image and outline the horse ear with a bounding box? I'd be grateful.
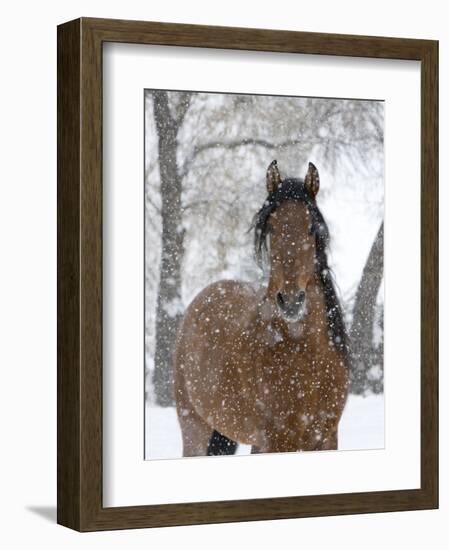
[266,160,281,194]
[304,162,320,198]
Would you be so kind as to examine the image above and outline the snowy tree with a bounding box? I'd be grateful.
[349,222,384,394]
[150,90,192,406]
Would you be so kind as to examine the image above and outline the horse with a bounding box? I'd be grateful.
[173,160,349,456]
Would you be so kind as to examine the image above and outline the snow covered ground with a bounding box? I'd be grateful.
[145,394,384,460]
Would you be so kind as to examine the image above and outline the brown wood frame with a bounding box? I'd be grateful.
[57,17,438,532]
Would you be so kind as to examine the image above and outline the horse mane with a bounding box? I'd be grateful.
[253,177,349,361]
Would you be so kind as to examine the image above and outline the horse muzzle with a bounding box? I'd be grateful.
[276,290,307,322]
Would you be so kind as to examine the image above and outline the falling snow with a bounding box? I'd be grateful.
[145,90,385,459]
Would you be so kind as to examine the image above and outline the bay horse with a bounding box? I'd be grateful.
[174,160,349,456]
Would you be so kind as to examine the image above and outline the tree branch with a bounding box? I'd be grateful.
[180,137,312,179]
[175,92,193,126]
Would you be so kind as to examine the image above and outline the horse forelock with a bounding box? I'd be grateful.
[253,178,328,265]
[252,177,348,361]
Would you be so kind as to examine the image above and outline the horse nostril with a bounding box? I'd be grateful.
[277,291,306,315]
[276,292,285,308]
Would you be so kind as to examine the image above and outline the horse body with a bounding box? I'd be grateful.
[174,161,349,456]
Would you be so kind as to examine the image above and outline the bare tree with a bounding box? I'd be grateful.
[349,222,384,394]
[151,90,191,406]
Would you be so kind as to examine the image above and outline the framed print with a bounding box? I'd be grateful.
[57,17,438,531]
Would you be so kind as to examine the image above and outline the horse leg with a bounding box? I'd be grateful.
[319,418,339,450]
[174,357,237,457]
[207,430,238,456]
[179,406,215,457]
[321,430,338,451]
[313,428,338,451]
[178,407,238,457]
[174,363,212,457]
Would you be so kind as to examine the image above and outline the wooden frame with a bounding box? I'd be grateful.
[57,17,438,532]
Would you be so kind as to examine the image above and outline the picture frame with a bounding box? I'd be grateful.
[57,17,438,531]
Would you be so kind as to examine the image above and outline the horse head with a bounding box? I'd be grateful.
[256,160,324,323]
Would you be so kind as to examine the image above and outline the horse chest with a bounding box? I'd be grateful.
[255,344,315,393]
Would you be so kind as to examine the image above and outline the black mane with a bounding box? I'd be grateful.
[254,177,348,361]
